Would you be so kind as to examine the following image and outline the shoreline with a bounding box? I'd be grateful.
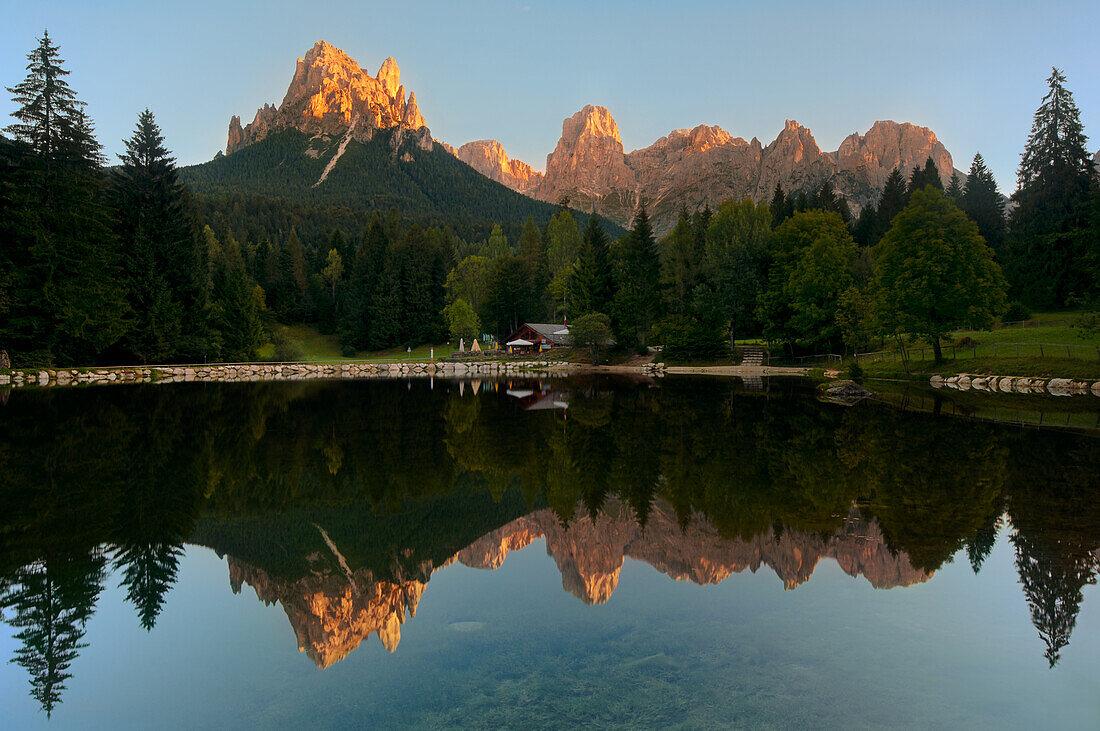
[0,360,813,389]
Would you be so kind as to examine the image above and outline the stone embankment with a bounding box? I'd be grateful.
[0,360,578,389]
[930,374,1100,397]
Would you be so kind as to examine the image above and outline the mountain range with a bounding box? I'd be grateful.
[461,109,957,232]
[197,40,959,233]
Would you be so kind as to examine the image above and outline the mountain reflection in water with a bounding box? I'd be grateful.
[1,375,1098,719]
[221,499,927,669]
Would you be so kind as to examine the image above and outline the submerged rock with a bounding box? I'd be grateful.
[820,380,873,405]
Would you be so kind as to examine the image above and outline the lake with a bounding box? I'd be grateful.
[1,376,1098,728]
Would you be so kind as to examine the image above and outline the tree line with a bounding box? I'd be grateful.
[2,33,1096,366]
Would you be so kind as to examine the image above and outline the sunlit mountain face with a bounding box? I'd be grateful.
[1,376,1098,724]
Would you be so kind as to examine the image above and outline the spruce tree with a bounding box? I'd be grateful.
[6,31,94,195]
[659,209,698,316]
[961,152,1007,258]
[571,216,614,317]
[204,227,264,360]
[612,201,662,346]
[368,245,404,349]
[872,168,908,244]
[906,157,943,197]
[697,199,771,348]
[339,213,387,350]
[519,215,544,271]
[945,172,964,203]
[112,109,206,362]
[277,228,310,320]
[853,204,877,247]
[1008,68,1096,307]
[770,183,788,228]
[4,31,129,365]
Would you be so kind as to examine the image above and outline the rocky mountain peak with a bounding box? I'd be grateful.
[834,119,953,196]
[535,104,635,210]
[226,41,428,155]
[671,124,745,152]
[766,119,823,161]
[456,139,543,196]
[563,104,623,145]
[377,56,400,97]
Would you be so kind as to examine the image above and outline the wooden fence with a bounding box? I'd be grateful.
[853,342,1100,363]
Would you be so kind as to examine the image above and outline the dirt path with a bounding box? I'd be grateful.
[573,364,808,377]
[662,365,808,377]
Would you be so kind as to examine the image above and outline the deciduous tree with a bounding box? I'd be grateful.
[874,187,1007,360]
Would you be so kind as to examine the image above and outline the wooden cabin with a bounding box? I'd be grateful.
[504,323,570,355]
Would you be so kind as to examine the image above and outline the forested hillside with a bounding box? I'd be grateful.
[180,127,614,243]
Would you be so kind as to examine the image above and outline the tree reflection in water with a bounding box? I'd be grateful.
[1,376,1098,714]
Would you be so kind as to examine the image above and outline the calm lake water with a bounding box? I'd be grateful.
[1,376,1098,729]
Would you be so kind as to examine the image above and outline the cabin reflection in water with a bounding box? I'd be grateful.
[506,381,571,411]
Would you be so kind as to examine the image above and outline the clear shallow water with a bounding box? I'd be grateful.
[1,376,1098,728]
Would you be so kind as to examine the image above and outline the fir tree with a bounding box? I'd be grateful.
[368,263,402,348]
[571,216,614,318]
[5,31,97,195]
[659,208,698,316]
[692,203,713,255]
[112,109,206,362]
[518,215,544,272]
[612,201,662,346]
[961,152,1007,257]
[204,227,264,360]
[1008,68,1096,307]
[4,31,130,365]
[398,225,447,345]
[277,228,310,320]
[545,210,583,318]
[3,553,106,717]
[480,252,539,338]
[906,156,943,197]
[872,168,908,244]
[340,213,388,349]
[945,171,964,203]
[696,199,771,348]
[113,542,183,631]
[770,183,788,228]
[853,204,877,247]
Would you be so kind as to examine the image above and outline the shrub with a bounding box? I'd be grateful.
[659,317,726,361]
[845,360,864,380]
[272,331,305,362]
[1073,311,1099,334]
[1003,301,1031,322]
[954,336,981,348]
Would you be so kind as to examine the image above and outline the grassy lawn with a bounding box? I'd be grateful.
[856,310,1100,380]
[861,356,1100,381]
[952,324,1099,347]
[259,323,456,363]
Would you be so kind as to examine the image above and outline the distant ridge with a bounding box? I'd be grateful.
[457,106,957,232]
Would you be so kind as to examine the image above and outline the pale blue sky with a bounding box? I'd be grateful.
[2,0,1097,193]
